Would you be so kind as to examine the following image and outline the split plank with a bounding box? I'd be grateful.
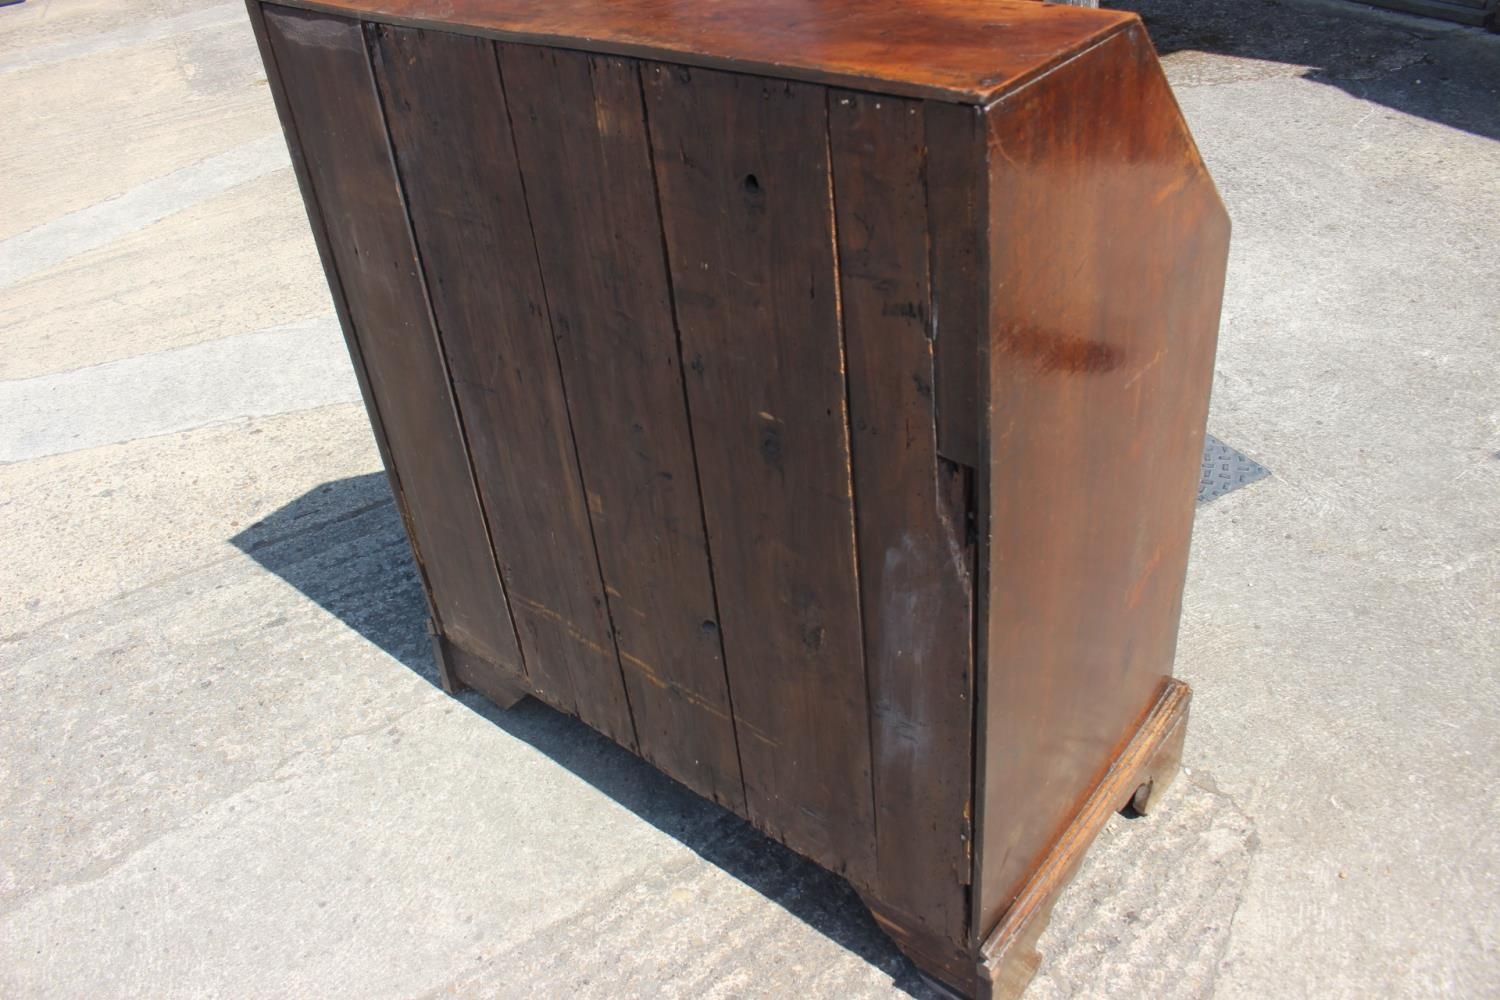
[830,90,975,958]
[644,63,876,884]
[499,43,744,809]
[369,24,636,747]
[258,5,526,682]
[926,102,987,469]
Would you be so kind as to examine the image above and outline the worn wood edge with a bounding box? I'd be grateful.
[426,619,465,695]
[360,20,538,686]
[1116,21,1231,232]
[244,0,442,628]
[258,0,1135,105]
[974,678,1191,1000]
[859,891,979,998]
[984,22,1229,234]
[964,84,995,955]
[977,16,1126,111]
[430,625,532,709]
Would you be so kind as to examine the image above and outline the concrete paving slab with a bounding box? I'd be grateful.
[0,167,329,380]
[0,134,291,290]
[0,402,377,638]
[0,0,220,60]
[0,314,353,461]
[0,9,275,240]
[0,2,243,74]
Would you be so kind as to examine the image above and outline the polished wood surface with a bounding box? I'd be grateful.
[973,21,1228,940]
[267,0,1131,103]
[249,2,1228,995]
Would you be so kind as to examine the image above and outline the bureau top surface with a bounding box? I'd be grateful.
[267,0,1137,104]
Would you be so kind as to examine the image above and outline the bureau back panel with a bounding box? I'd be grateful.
[256,2,976,943]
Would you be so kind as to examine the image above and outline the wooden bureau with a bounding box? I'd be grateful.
[247,1,1229,993]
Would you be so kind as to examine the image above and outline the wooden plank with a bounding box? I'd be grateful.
[644,63,876,884]
[257,0,1133,105]
[974,23,1229,937]
[829,90,977,965]
[368,23,637,747]
[926,102,987,469]
[498,43,745,810]
[256,4,527,681]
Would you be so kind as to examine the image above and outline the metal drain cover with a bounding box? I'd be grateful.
[1198,435,1269,505]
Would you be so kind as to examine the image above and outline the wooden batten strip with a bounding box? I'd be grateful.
[829,88,977,960]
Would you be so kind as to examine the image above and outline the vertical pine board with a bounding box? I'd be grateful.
[257,6,527,688]
[498,44,744,810]
[829,91,975,959]
[926,102,987,469]
[368,24,636,748]
[643,64,875,884]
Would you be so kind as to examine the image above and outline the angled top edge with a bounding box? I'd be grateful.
[256,0,1138,104]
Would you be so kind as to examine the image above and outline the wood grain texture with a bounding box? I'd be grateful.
[369,23,637,747]
[498,43,745,810]
[261,0,1132,104]
[973,22,1229,939]
[829,89,974,966]
[256,5,527,682]
[432,628,531,710]
[644,63,876,885]
[926,101,988,469]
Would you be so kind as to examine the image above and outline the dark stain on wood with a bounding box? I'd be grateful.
[973,22,1228,950]
[997,325,1125,375]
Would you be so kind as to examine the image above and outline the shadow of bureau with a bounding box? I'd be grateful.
[246,1,1229,995]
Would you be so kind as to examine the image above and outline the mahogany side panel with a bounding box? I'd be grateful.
[977,679,1192,1000]
[368,24,637,747]
[498,43,745,810]
[255,4,527,681]
[973,23,1229,938]
[644,64,877,885]
[828,90,975,973]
